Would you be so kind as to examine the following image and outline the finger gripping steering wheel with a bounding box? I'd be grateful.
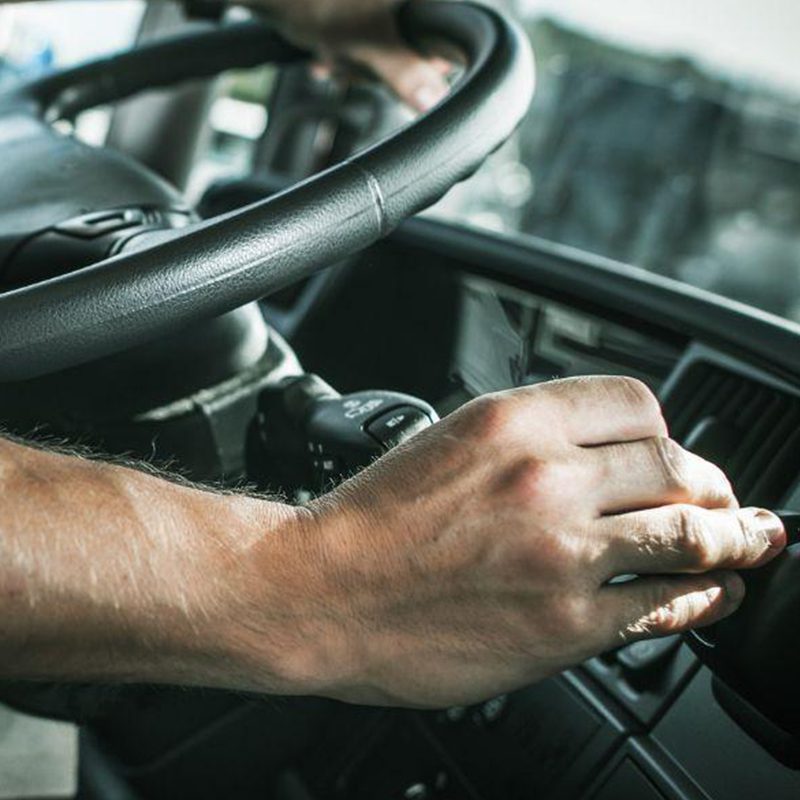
[0,1,534,382]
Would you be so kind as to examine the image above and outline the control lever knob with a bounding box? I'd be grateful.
[685,511,800,762]
[248,373,438,493]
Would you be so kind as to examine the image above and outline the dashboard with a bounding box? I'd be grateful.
[13,207,796,800]
[283,217,800,799]
[440,284,800,800]
[421,341,800,800]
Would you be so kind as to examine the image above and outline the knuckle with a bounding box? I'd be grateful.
[603,376,666,432]
[505,455,550,506]
[461,393,515,444]
[672,506,717,569]
[503,456,577,508]
[623,614,658,641]
[735,511,767,559]
[644,590,687,635]
[536,376,581,396]
[651,437,692,496]
[618,376,660,414]
[393,73,424,100]
[709,463,736,505]
[536,377,591,416]
[538,529,584,578]
[650,597,684,633]
[625,584,690,640]
[669,586,715,629]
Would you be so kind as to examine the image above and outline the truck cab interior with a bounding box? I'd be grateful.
[1,1,800,798]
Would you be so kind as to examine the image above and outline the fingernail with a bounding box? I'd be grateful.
[413,83,447,112]
[722,572,746,605]
[754,509,786,548]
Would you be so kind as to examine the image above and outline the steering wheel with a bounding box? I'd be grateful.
[0,1,534,382]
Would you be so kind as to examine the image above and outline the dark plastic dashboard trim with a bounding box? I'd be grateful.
[660,343,800,402]
[392,217,800,386]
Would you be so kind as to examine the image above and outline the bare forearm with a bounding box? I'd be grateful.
[0,376,786,711]
[0,436,321,693]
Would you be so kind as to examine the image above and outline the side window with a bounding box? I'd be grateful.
[0,1,145,141]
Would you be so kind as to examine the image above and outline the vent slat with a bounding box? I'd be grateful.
[747,426,800,506]
[669,368,728,440]
[665,362,800,507]
[733,385,767,428]
[725,395,786,480]
[736,403,800,500]
[712,376,751,421]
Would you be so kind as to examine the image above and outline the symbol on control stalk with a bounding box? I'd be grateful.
[249,374,438,495]
[344,398,385,419]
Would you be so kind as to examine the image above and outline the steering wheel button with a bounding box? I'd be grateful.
[365,406,433,449]
[56,208,146,239]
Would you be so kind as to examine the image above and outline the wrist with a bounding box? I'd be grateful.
[201,495,357,698]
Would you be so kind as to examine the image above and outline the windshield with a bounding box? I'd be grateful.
[430,0,800,323]
[2,1,798,324]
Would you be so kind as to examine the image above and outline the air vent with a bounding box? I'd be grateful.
[663,362,800,507]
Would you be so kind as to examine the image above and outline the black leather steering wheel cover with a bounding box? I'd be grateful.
[0,1,534,382]
[13,22,307,122]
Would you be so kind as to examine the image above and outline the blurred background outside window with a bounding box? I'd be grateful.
[1,0,800,322]
[431,0,800,322]
[0,1,144,141]
[0,1,275,189]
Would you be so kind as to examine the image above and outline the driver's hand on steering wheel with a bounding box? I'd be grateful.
[233,377,786,708]
[250,0,451,111]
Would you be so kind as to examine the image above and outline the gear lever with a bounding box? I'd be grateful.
[686,511,800,767]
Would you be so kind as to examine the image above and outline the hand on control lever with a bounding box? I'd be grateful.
[236,377,786,708]
[3,377,783,709]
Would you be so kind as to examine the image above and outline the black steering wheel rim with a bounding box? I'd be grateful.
[0,1,534,382]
